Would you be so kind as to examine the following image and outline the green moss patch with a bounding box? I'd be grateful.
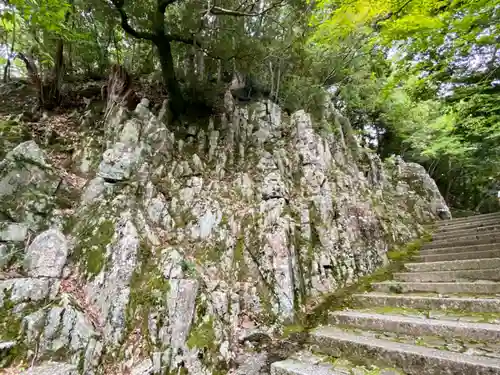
[126,240,170,349]
[0,289,49,366]
[304,238,425,328]
[0,120,31,159]
[71,218,115,278]
[187,316,216,350]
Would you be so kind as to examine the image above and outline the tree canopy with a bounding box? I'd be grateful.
[0,0,499,212]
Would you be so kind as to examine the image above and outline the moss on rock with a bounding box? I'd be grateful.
[304,237,426,328]
[72,218,115,277]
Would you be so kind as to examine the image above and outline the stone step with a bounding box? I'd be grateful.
[420,242,499,255]
[423,232,500,249]
[330,310,500,342]
[423,236,500,250]
[431,232,500,245]
[372,281,500,294]
[311,326,500,375]
[405,258,500,272]
[437,212,500,226]
[352,292,500,313]
[432,218,500,233]
[394,268,500,282]
[414,249,500,262]
[271,358,341,375]
[433,224,500,239]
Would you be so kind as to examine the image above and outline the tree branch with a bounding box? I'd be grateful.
[372,0,413,29]
[158,0,180,14]
[166,33,196,45]
[208,0,285,17]
[111,0,154,40]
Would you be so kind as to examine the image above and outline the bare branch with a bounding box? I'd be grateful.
[111,0,154,40]
[209,0,285,17]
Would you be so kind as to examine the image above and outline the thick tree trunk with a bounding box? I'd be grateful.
[155,38,185,117]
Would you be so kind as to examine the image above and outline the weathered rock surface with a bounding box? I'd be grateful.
[0,99,448,374]
[24,229,69,278]
[0,141,61,230]
[19,362,78,375]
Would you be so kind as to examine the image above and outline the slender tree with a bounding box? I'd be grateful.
[109,0,286,117]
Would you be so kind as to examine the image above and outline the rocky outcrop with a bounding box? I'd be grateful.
[0,141,61,230]
[0,98,449,374]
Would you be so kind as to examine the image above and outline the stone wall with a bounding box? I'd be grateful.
[0,99,449,374]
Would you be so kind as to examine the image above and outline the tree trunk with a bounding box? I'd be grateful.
[37,7,70,110]
[155,38,185,117]
[3,61,11,83]
[40,38,64,109]
[3,18,16,83]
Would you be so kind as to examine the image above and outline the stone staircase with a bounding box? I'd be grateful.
[272,212,500,375]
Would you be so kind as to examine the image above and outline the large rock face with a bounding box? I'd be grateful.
[0,98,449,374]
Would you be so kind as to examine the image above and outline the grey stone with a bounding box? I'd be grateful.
[86,216,139,344]
[83,338,103,373]
[0,278,59,307]
[271,358,340,375]
[0,141,60,228]
[19,362,78,375]
[24,229,69,277]
[120,118,141,146]
[98,142,141,181]
[1,140,49,168]
[161,279,198,350]
[262,172,289,201]
[81,178,106,205]
[0,222,28,242]
[22,309,47,343]
[162,249,184,279]
[131,359,154,375]
[235,352,268,375]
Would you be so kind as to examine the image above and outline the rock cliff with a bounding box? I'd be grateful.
[0,98,449,374]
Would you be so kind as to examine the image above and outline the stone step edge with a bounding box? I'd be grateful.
[421,243,500,253]
[352,292,500,313]
[405,257,500,272]
[311,326,500,374]
[329,310,500,342]
[415,250,500,262]
[428,234,500,246]
[436,212,500,224]
[394,267,500,280]
[433,225,500,238]
[271,358,342,375]
[371,281,500,293]
[431,219,500,236]
[434,218,500,230]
